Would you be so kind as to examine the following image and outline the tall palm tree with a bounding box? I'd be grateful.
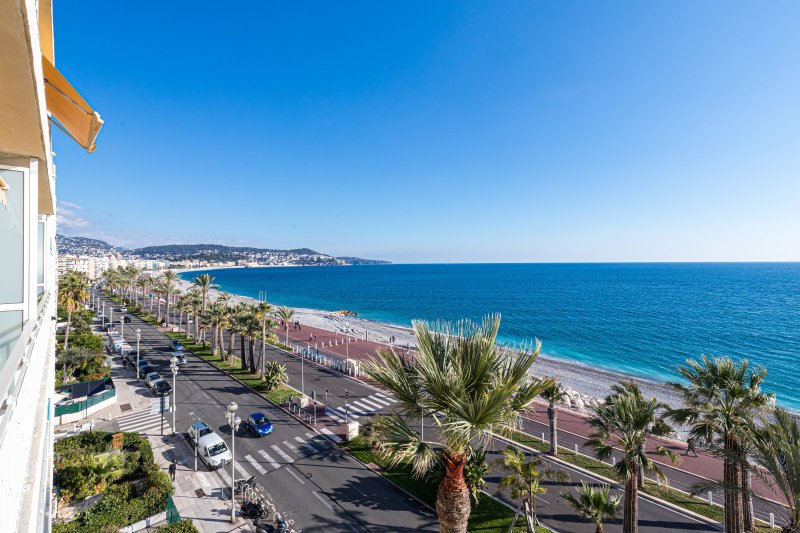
[363,315,553,533]
[255,301,273,377]
[204,302,227,357]
[192,273,218,345]
[495,445,568,533]
[274,306,295,346]
[586,382,676,533]
[540,381,568,456]
[667,356,773,533]
[58,271,89,350]
[226,303,245,359]
[561,481,621,533]
[161,270,179,327]
[751,408,800,531]
[135,277,148,310]
[185,289,202,341]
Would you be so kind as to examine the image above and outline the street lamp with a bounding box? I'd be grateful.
[170,356,178,435]
[135,329,141,380]
[120,315,124,338]
[225,402,241,523]
[101,302,105,322]
[345,321,350,373]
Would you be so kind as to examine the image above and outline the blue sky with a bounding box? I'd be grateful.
[53,2,800,263]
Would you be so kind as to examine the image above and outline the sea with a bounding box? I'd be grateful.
[180,263,800,410]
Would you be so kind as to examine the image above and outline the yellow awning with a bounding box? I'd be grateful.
[42,56,103,152]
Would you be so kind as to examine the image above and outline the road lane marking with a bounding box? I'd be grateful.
[351,400,377,413]
[313,491,334,512]
[325,409,345,423]
[235,461,249,478]
[283,440,301,456]
[320,428,342,443]
[295,436,319,452]
[245,454,267,474]
[359,397,385,409]
[258,450,280,470]
[286,467,306,485]
[374,392,397,402]
[334,406,359,419]
[271,444,295,464]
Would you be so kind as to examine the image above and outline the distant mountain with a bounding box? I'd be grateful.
[56,236,389,266]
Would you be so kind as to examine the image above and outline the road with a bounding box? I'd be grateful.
[98,292,438,533]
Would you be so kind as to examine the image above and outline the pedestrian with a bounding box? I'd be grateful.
[122,357,127,369]
[168,459,177,481]
[687,437,697,457]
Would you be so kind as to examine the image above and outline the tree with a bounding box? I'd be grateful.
[161,270,179,326]
[192,273,218,345]
[586,383,677,533]
[56,347,92,385]
[464,446,490,506]
[185,289,202,341]
[58,271,89,350]
[751,408,800,532]
[363,315,552,533]
[135,277,149,310]
[495,445,568,532]
[204,302,227,357]
[256,301,273,377]
[262,360,289,392]
[274,306,295,347]
[540,381,568,456]
[561,481,621,533]
[667,356,773,533]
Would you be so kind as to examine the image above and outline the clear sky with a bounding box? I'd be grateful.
[53,1,800,263]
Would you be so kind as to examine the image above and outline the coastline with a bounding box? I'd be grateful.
[173,274,686,411]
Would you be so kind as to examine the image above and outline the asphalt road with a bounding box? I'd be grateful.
[98,293,438,533]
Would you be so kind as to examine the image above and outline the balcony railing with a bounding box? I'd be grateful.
[0,290,52,447]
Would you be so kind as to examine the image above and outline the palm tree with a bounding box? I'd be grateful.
[667,355,773,533]
[561,481,621,533]
[58,271,89,350]
[204,302,227,357]
[255,301,273,377]
[363,315,553,533]
[495,445,568,532]
[135,277,148,310]
[192,273,218,345]
[586,382,676,533]
[161,270,179,327]
[262,360,289,392]
[185,289,202,341]
[540,381,568,456]
[274,306,295,347]
[751,408,800,531]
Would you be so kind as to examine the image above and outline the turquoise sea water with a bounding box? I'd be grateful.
[180,263,800,409]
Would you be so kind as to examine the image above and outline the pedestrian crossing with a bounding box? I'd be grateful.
[221,431,333,483]
[324,391,397,422]
[117,400,172,434]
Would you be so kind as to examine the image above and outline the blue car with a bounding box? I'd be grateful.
[246,413,273,437]
[170,340,184,351]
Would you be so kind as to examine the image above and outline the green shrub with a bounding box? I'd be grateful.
[70,333,104,353]
[156,519,199,532]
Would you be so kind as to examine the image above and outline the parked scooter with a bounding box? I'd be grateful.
[234,475,256,494]
[241,498,269,519]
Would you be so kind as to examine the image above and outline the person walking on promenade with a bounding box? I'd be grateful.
[168,459,177,481]
[686,437,697,457]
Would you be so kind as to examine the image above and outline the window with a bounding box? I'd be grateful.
[0,168,24,304]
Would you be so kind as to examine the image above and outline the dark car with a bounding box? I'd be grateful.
[152,380,172,396]
[125,350,139,363]
[123,316,132,323]
[246,412,273,437]
[137,361,153,377]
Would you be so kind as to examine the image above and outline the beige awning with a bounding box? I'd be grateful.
[42,56,103,152]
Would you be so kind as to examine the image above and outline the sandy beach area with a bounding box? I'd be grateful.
[174,277,685,410]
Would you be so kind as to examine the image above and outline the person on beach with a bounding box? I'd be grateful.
[686,437,697,457]
[168,459,177,481]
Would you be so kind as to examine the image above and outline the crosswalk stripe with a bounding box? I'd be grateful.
[375,392,397,403]
[325,409,344,423]
[258,450,280,470]
[283,440,301,456]
[296,436,319,452]
[334,406,359,419]
[271,444,295,464]
[305,432,316,439]
[359,397,385,409]
[368,395,392,406]
[245,454,267,475]
[320,428,342,443]
[351,400,377,412]
[235,461,249,478]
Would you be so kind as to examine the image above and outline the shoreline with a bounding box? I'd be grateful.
[173,275,687,412]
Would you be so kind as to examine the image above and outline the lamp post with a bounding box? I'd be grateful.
[300,346,305,397]
[135,329,141,379]
[225,402,241,523]
[170,356,178,435]
[345,321,350,373]
[101,302,105,322]
[120,316,124,338]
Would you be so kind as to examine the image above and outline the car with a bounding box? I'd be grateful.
[137,361,153,377]
[119,307,128,312]
[170,340,184,351]
[172,352,187,366]
[125,350,139,361]
[151,379,172,396]
[144,372,162,388]
[123,316,132,323]
[194,430,231,469]
[188,421,213,444]
[246,412,273,437]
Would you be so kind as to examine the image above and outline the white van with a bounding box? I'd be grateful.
[189,422,231,469]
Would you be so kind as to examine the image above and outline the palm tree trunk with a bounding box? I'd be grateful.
[228,329,236,358]
[548,404,557,455]
[240,335,247,370]
[210,325,217,356]
[596,522,604,533]
[637,444,644,489]
[724,434,745,533]
[436,452,471,533]
[623,468,638,533]
[508,501,524,533]
[742,463,754,532]
[248,338,256,374]
[523,498,535,533]
[261,322,267,378]
[64,310,72,350]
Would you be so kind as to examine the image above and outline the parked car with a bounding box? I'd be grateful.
[119,307,128,312]
[144,372,162,388]
[123,316,132,323]
[188,421,213,443]
[172,352,187,366]
[137,361,153,377]
[125,350,139,363]
[170,340,184,351]
[246,412,273,437]
[151,379,172,397]
[196,431,231,469]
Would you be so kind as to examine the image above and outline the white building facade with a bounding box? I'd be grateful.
[0,1,103,531]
